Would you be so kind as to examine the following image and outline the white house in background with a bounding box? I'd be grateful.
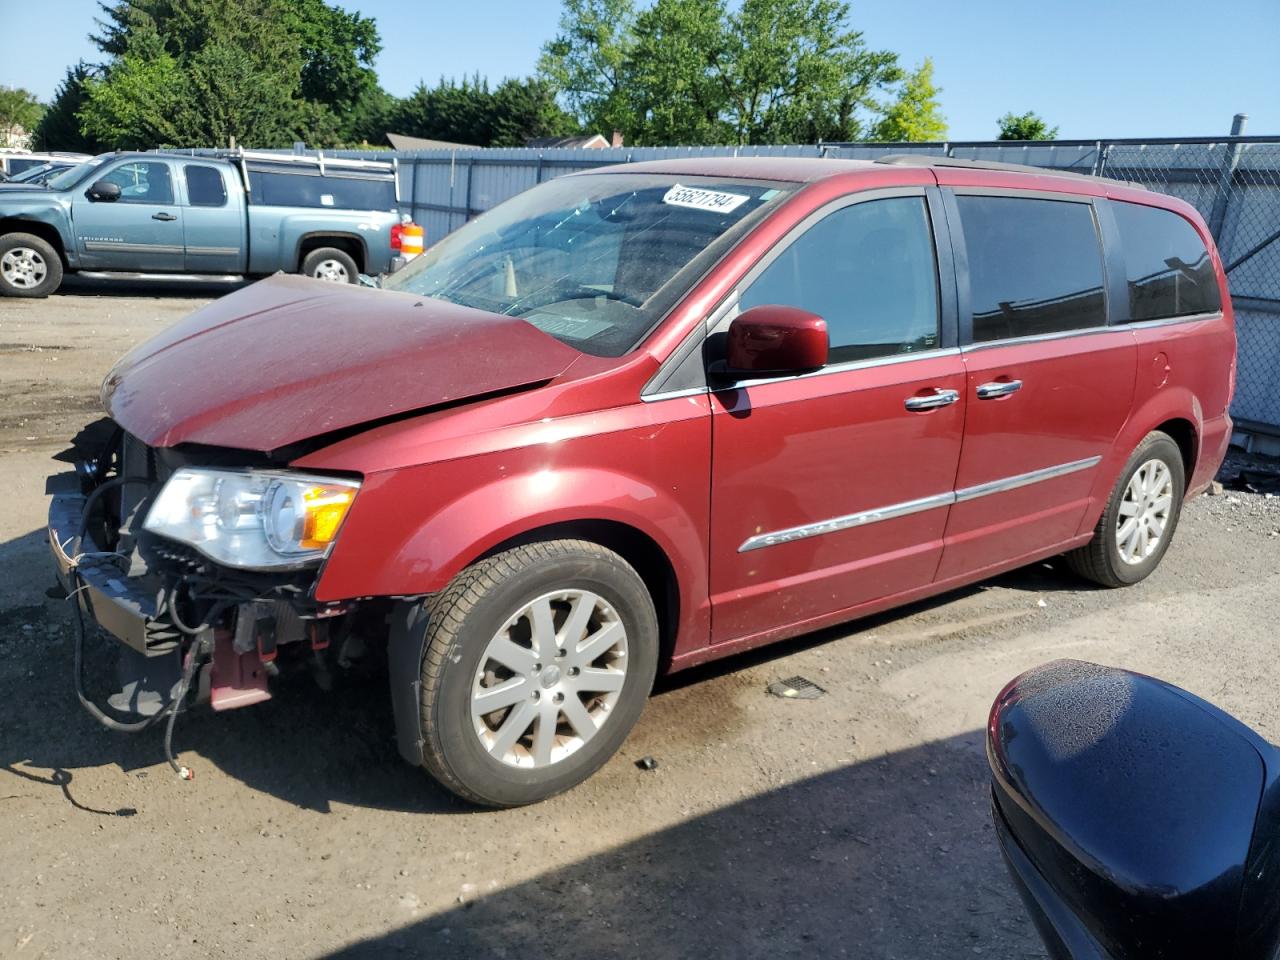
[1,124,33,150]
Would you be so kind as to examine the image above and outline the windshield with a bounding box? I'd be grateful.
[47,154,109,191]
[383,173,791,356]
[9,163,64,184]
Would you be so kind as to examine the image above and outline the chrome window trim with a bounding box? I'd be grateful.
[962,324,1120,352]
[738,455,1102,552]
[1124,310,1223,330]
[716,346,962,391]
[641,386,709,404]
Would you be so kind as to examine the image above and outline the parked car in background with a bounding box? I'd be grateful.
[0,158,91,188]
[49,155,1234,806]
[0,149,92,181]
[988,660,1280,960]
[0,149,406,296]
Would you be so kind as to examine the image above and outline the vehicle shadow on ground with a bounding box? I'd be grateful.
[315,732,1043,959]
[0,520,1094,823]
[54,276,249,299]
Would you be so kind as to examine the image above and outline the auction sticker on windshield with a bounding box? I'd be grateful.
[663,184,750,213]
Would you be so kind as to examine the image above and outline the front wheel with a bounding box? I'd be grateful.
[0,233,63,297]
[300,247,359,284]
[417,540,659,807]
[1066,431,1186,587]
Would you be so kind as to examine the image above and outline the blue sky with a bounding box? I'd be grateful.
[2,0,1277,140]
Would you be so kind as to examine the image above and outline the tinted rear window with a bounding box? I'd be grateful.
[246,169,396,210]
[7,158,46,175]
[1112,202,1221,321]
[957,196,1106,342]
[185,165,227,207]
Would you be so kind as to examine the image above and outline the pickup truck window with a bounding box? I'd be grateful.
[101,161,174,205]
[246,169,396,211]
[383,173,791,357]
[185,165,227,207]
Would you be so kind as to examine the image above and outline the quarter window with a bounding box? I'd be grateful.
[957,196,1106,342]
[1112,202,1221,321]
[185,165,227,207]
[739,197,940,363]
[100,161,174,205]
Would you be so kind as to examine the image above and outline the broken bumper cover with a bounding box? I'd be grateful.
[47,473,180,657]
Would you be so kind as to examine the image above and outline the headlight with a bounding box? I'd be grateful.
[143,468,361,569]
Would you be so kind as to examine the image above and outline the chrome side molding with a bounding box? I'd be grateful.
[953,456,1101,502]
[738,455,1103,552]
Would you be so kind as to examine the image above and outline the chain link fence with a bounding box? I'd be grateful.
[320,134,1280,444]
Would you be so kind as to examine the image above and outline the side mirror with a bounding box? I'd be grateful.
[988,660,1273,960]
[713,304,828,380]
[86,180,121,203]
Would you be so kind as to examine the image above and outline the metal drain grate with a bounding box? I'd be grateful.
[767,675,827,700]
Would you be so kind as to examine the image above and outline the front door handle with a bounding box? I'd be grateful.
[152,212,177,222]
[904,388,960,412]
[976,379,1023,399]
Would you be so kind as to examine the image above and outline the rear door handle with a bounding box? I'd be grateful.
[904,388,960,411]
[976,379,1023,399]
[152,212,177,222]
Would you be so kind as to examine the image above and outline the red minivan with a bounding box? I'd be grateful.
[49,156,1235,806]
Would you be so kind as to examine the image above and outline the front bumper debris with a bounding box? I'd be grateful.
[47,472,181,657]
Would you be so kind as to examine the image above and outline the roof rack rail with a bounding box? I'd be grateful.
[872,154,1146,190]
[157,147,395,174]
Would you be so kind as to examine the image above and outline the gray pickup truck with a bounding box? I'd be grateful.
[0,149,404,297]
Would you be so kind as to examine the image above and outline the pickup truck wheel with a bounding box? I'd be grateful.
[301,247,358,284]
[418,540,659,807]
[0,233,62,298]
[1066,431,1186,587]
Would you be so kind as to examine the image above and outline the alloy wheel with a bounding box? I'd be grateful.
[1116,458,1174,565]
[313,259,350,282]
[471,589,628,768]
[1,247,47,289]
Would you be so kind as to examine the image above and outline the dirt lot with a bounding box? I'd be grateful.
[2,280,1279,959]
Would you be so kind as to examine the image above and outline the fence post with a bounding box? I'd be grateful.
[1208,113,1248,241]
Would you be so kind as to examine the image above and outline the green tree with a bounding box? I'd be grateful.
[389,75,576,147]
[538,0,637,139]
[540,0,900,145]
[722,0,900,144]
[871,58,946,142]
[83,0,384,148]
[81,5,306,148]
[0,86,45,147]
[626,0,729,145]
[34,64,103,152]
[997,110,1058,141]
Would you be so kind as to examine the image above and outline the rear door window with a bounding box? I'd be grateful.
[1111,202,1221,321]
[739,196,941,363]
[185,165,227,207]
[956,195,1106,342]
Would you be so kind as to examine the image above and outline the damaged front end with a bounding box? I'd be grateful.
[48,418,374,770]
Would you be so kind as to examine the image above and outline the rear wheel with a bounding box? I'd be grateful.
[1066,431,1186,587]
[300,247,359,284]
[0,233,62,298]
[418,540,659,807]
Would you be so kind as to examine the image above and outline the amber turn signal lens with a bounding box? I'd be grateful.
[300,486,356,549]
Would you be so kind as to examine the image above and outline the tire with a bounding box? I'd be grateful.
[300,247,359,284]
[1066,431,1186,587]
[418,540,659,807]
[0,233,63,298]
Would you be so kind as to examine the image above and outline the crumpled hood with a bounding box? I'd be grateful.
[102,274,581,451]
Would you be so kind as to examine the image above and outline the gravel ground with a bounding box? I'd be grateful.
[2,282,1279,959]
